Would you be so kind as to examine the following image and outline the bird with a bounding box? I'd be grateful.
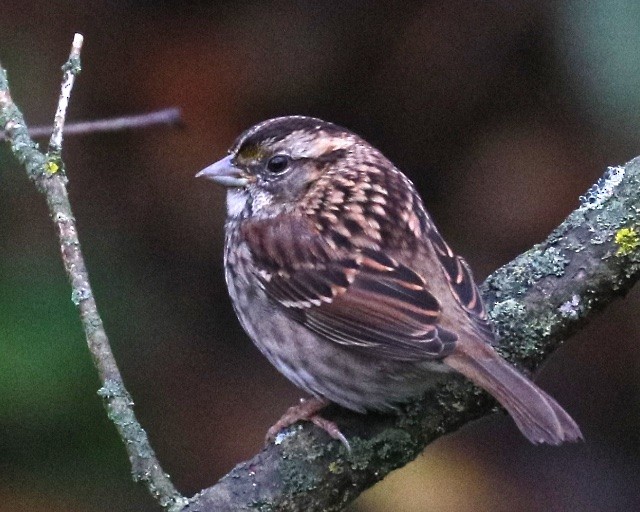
[197,115,582,447]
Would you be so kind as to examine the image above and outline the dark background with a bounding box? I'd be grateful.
[2,1,640,511]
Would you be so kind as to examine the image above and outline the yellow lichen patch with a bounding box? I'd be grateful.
[614,226,640,256]
[328,461,344,475]
[45,161,60,174]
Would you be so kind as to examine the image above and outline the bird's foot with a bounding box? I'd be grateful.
[266,397,350,450]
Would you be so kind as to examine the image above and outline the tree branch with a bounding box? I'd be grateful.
[0,35,188,512]
[0,107,182,141]
[181,162,640,511]
[3,35,640,512]
[0,108,183,141]
[48,33,83,152]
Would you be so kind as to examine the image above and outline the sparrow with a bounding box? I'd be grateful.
[197,116,582,447]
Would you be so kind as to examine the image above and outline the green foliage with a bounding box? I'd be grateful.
[0,257,88,421]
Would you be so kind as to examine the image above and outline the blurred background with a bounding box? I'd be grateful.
[1,1,640,510]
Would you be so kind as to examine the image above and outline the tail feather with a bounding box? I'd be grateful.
[445,344,582,445]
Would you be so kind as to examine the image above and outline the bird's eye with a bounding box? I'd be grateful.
[266,154,290,173]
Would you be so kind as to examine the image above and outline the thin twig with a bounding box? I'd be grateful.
[0,108,183,141]
[48,33,83,153]
[0,35,188,512]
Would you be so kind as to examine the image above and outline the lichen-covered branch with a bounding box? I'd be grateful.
[0,36,188,512]
[183,162,640,511]
[484,164,639,368]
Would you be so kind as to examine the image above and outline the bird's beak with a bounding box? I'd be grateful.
[196,155,249,188]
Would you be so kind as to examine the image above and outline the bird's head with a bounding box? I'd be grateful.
[197,116,364,219]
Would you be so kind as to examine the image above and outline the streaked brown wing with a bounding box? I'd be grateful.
[242,215,458,361]
[426,227,495,340]
[304,253,458,360]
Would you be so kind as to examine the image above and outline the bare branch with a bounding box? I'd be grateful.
[0,108,183,141]
[48,33,83,153]
[0,35,188,512]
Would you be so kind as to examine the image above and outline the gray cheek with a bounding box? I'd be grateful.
[250,188,275,214]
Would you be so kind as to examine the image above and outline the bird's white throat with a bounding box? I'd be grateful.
[226,188,249,218]
[227,186,277,220]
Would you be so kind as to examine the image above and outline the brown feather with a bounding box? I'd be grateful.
[242,214,457,359]
[445,342,583,444]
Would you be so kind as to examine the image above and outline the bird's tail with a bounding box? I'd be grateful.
[445,342,582,445]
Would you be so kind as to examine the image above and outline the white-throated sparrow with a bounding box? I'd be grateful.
[197,116,582,447]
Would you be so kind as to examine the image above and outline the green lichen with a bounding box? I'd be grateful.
[485,246,568,299]
[432,380,489,426]
[250,500,279,512]
[347,428,414,472]
[271,420,420,511]
[280,460,321,495]
[489,299,527,339]
[62,54,82,75]
[275,434,339,502]
[264,442,351,511]
[488,299,560,367]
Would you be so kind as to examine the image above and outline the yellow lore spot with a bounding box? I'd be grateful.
[614,227,640,256]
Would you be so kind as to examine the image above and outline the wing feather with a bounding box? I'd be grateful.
[241,215,458,360]
[426,227,494,340]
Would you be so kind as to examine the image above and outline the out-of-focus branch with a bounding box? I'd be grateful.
[0,35,187,512]
[0,107,182,141]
